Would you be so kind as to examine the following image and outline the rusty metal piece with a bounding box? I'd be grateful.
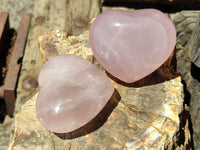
[0,12,10,119]
[0,86,4,99]
[4,14,32,117]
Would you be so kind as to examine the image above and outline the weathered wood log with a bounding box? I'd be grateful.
[188,13,200,68]
[173,11,200,150]
[0,116,13,150]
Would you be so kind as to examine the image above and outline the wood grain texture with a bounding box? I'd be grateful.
[187,13,200,68]
[0,116,13,150]
[173,11,200,150]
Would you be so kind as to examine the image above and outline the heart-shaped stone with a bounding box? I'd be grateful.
[89,9,176,83]
[36,55,114,133]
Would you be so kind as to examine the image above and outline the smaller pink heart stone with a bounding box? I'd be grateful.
[89,9,176,83]
[36,55,114,133]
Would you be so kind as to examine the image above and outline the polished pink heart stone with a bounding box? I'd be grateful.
[36,55,114,133]
[89,9,176,83]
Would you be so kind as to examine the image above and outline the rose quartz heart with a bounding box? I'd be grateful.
[36,55,114,133]
[89,9,176,83]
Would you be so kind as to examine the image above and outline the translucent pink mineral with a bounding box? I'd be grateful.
[89,9,176,83]
[36,55,114,133]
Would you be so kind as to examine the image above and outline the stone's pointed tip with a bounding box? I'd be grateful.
[89,9,176,83]
[36,54,114,133]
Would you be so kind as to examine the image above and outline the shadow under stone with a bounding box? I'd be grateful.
[54,89,121,139]
[106,63,179,88]
[0,98,6,123]
[172,106,194,149]
[105,48,179,87]
[191,62,200,82]
[102,1,200,13]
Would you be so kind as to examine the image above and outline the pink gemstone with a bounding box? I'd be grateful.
[89,9,176,83]
[36,55,114,133]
